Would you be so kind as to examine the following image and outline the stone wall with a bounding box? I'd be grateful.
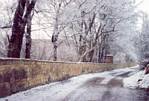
[0,58,136,97]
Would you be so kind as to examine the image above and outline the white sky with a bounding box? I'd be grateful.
[138,0,149,14]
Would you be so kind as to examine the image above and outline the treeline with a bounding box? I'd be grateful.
[0,0,140,63]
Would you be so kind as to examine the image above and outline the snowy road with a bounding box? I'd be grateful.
[1,66,149,101]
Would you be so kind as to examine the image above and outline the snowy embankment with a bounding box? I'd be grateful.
[123,66,149,89]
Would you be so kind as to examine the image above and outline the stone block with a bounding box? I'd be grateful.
[0,83,11,97]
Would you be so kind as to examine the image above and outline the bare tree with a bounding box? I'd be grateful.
[49,0,72,61]
[63,0,137,62]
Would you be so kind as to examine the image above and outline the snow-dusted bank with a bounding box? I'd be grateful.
[123,69,149,89]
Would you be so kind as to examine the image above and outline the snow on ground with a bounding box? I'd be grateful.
[123,71,144,89]
[123,66,149,89]
[0,66,138,101]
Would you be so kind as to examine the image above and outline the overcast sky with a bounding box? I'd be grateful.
[138,0,149,14]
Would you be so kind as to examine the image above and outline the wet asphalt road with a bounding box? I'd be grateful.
[63,69,149,101]
[63,77,149,101]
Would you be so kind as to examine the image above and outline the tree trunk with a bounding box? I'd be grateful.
[25,14,32,58]
[7,0,26,58]
[53,42,57,61]
[52,31,58,61]
[52,8,60,61]
[7,0,36,58]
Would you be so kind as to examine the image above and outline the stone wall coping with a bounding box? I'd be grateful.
[0,58,113,65]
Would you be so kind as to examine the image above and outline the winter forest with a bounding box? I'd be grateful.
[0,0,146,63]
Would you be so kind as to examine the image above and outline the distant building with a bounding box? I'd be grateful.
[104,54,113,63]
